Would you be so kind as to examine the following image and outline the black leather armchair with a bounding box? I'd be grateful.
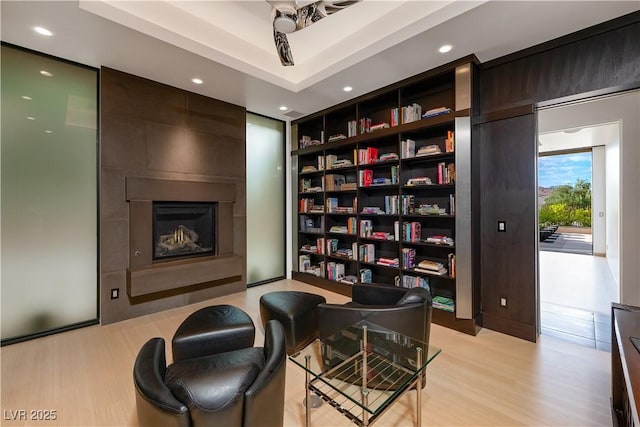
[317,284,433,390]
[317,283,432,344]
[133,319,286,427]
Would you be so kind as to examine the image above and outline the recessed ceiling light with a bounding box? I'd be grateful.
[26,116,35,120]
[40,70,53,77]
[45,130,53,134]
[21,95,32,100]
[34,26,53,36]
[343,86,353,92]
[192,78,203,85]
[438,44,453,53]
[279,106,288,111]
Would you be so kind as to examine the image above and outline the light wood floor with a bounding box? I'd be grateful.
[0,279,612,426]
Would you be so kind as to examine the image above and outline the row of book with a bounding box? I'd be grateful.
[300,113,452,149]
[437,162,455,185]
[358,167,398,187]
[299,198,324,213]
[326,197,356,214]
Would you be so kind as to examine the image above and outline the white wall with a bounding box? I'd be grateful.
[591,145,606,255]
[604,127,620,282]
[538,90,640,306]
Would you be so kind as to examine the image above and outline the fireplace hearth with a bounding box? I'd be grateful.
[152,202,215,261]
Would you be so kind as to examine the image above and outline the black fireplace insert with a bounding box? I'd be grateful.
[152,202,216,261]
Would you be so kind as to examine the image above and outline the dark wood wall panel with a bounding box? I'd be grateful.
[476,12,639,341]
[480,20,640,112]
[478,114,537,341]
[100,67,246,325]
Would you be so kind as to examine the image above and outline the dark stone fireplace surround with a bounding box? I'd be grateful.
[126,177,242,298]
[100,66,246,325]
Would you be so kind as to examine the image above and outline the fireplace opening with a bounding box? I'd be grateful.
[152,202,216,261]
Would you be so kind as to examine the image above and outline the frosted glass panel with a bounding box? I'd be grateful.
[1,46,98,341]
[246,113,285,283]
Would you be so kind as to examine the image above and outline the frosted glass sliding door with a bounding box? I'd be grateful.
[1,45,98,343]
[246,113,285,284]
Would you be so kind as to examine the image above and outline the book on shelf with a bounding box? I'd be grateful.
[300,135,322,148]
[324,174,346,191]
[401,139,415,159]
[397,274,429,289]
[415,204,446,216]
[370,231,394,240]
[416,144,442,157]
[401,103,422,124]
[370,122,390,131]
[422,106,452,119]
[448,253,456,278]
[326,239,338,255]
[415,259,447,276]
[331,159,353,168]
[299,254,310,272]
[445,130,455,153]
[361,206,385,215]
[300,244,318,253]
[425,235,454,246]
[449,194,455,215]
[359,243,375,263]
[376,257,399,267]
[328,134,347,142]
[402,247,416,269]
[316,237,325,254]
[401,195,415,215]
[347,120,357,137]
[359,219,373,238]
[384,195,399,215]
[359,169,373,187]
[394,220,400,241]
[317,155,325,171]
[437,162,455,184]
[379,152,398,161]
[357,147,379,165]
[340,275,358,285]
[359,117,372,134]
[325,154,338,169]
[301,165,317,173]
[390,107,399,127]
[340,182,358,191]
[402,221,421,243]
[432,295,455,312]
[326,262,345,281]
[359,268,372,283]
[405,176,431,186]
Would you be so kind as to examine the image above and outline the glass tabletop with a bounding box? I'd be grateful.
[289,320,441,416]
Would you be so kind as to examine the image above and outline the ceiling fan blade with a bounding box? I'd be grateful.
[297,0,361,30]
[273,28,294,66]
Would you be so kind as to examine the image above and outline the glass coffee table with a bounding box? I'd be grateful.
[289,320,440,427]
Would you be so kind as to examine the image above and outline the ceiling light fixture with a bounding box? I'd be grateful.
[438,44,453,53]
[192,78,203,84]
[21,95,33,100]
[34,26,53,36]
[45,130,53,134]
[343,86,353,92]
[40,70,53,77]
[26,116,35,120]
[279,106,288,111]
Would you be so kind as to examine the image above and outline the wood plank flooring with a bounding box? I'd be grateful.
[0,279,611,426]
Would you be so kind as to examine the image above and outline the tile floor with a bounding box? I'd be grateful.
[539,248,618,351]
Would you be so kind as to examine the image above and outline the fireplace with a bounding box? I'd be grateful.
[152,202,216,261]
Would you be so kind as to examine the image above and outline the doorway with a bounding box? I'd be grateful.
[536,92,638,350]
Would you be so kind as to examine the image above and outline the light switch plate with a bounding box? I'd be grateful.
[498,221,506,232]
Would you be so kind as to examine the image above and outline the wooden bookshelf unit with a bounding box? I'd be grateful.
[291,57,480,335]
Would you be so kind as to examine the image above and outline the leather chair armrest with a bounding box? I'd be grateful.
[133,338,190,427]
[244,320,287,427]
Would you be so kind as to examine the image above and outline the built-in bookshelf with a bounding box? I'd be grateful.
[292,57,479,335]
